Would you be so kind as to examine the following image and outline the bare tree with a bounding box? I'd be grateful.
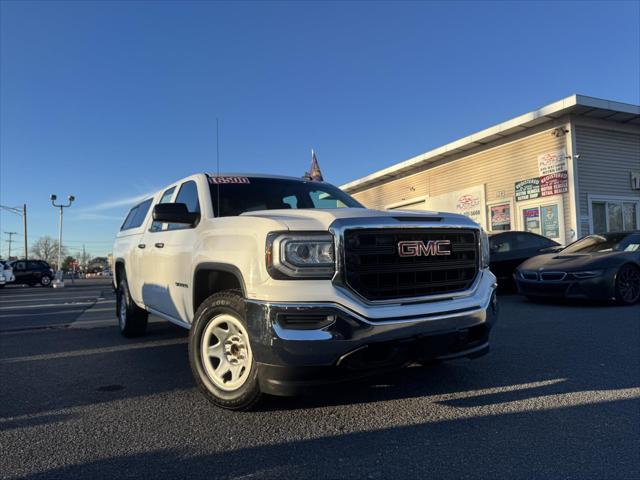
[30,236,67,268]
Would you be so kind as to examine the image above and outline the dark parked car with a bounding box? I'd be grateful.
[488,231,561,288]
[515,231,640,305]
[9,260,54,287]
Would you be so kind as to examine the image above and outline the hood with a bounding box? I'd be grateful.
[519,251,631,271]
[240,208,478,231]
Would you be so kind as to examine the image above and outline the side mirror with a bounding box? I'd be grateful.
[539,245,563,254]
[152,203,199,226]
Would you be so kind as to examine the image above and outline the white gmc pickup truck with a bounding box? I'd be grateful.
[112,173,498,410]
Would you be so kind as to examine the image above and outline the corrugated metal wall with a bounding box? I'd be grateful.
[575,124,640,236]
[351,128,571,240]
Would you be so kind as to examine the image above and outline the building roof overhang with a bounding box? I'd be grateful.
[340,94,640,193]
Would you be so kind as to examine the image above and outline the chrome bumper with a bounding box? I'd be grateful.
[245,271,498,368]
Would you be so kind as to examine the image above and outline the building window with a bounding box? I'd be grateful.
[592,200,638,233]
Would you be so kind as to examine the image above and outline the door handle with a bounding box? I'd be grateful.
[138,244,146,249]
[155,243,165,248]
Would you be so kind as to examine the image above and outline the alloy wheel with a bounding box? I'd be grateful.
[618,266,640,304]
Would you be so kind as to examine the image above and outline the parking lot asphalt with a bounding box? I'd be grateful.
[1,279,638,480]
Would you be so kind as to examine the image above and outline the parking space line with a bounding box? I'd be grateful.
[0,307,114,318]
[0,300,115,311]
[0,295,105,304]
[0,337,188,364]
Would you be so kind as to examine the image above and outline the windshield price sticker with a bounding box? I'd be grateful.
[209,176,251,184]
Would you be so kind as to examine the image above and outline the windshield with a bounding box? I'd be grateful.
[209,176,364,217]
[562,233,640,254]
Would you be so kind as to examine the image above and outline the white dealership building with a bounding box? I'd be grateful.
[341,95,640,245]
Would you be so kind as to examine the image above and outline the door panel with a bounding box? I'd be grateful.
[142,180,200,322]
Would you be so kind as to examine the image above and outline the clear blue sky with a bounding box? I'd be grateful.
[1,0,639,258]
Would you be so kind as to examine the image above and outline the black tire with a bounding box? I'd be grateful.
[116,274,148,337]
[39,275,52,287]
[0,284,5,288]
[615,264,640,305]
[189,290,262,411]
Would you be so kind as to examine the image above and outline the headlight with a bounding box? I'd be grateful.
[266,232,335,279]
[570,270,604,279]
[480,229,490,269]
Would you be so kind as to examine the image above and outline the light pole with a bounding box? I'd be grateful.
[50,194,75,288]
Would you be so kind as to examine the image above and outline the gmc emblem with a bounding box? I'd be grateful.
[398,240,451,257]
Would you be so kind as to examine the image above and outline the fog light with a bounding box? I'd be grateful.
[277,314,336,330]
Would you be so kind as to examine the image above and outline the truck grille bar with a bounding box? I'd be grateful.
[343,228,479,301]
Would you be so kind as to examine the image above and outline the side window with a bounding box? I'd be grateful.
[129,199,153,229]
[169,181,200,230]
[515,233,544,250]
[121,199,152,231]
[490,234,513,253]
[150,187,176,232]
[621,234,640,252]
[14,261,26,271]
[120,206,138,231]
[28,261,41,269]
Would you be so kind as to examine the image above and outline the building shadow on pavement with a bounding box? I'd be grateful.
[13,396,640,480]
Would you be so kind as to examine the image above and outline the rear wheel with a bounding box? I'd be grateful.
[615,264,640,305]
[116,275,148,337]
[189,290,262,410]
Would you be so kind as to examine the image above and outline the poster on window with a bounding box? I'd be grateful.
[427,184,486,228]
[541,204,559,238]
[515,178,541,202]
[540,171,568,196]
[538,149,567,176]
[523,207,541,234]
[490,204,511,230]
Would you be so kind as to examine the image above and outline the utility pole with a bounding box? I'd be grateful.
[23,204,28,261]
[3,231,17,259]
[0,204,27,259]
[50,194,75,288]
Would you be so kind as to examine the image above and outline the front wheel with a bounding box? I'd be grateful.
[189,290,262,411]
[39,275,52,287]
[615,264,640,305]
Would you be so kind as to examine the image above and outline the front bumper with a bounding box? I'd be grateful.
[515,268,616,300]
[245,271,498,396]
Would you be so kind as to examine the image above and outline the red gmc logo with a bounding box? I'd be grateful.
[398,240,452,257]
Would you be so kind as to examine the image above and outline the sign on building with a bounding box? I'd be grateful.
[541,204,560,238]
[515,178,541,202]
[540,171,569,196]
[490,203,511,230]
[428,184,486,228]
[538,149,567,176]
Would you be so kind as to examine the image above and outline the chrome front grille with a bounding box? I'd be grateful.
[342,228,479,301]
